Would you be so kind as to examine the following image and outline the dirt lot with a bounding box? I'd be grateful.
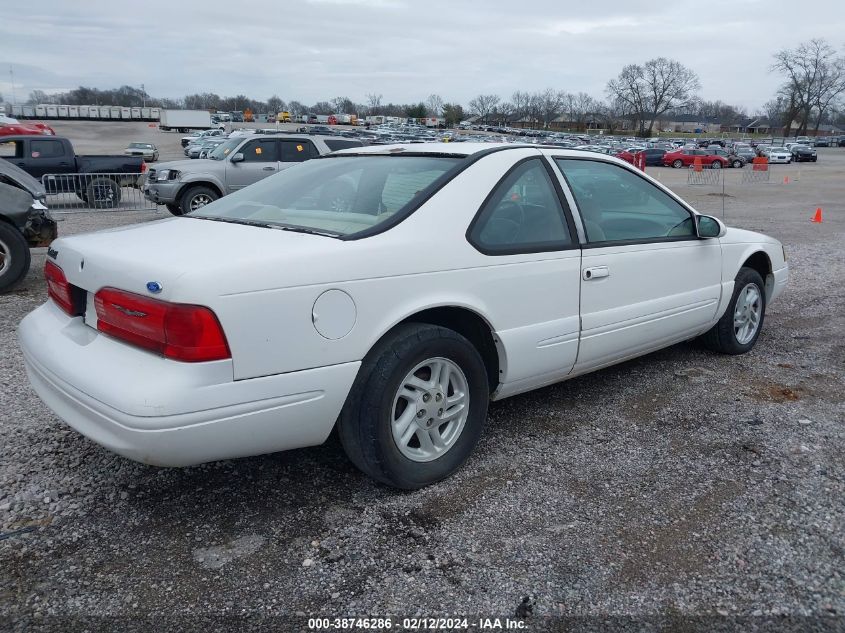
[1,130,843,632]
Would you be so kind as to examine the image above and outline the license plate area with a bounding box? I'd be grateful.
[83,290,98,329]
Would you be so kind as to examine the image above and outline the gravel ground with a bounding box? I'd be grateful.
[1,145,843,633]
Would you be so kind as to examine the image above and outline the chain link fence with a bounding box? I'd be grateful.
[41,172,160,213]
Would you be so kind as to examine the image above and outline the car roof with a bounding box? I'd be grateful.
[331,142,639,166]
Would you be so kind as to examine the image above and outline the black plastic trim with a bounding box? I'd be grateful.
[465,156,580,256]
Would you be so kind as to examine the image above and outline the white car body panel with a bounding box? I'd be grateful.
[18,144,788,467]
[575,240,722,372]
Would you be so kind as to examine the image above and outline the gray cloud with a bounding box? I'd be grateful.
[2,0,843,111]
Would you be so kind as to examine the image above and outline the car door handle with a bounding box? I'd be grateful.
[262,166,275,171]
[583,266,609,280]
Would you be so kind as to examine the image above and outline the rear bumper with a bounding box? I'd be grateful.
[19,301,360,467]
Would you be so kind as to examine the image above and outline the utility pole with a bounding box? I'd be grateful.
[9,66,16,105]
[141,83,146,108]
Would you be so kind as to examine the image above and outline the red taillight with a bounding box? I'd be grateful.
[45,261,77,315]
[140,161,147,173]
[94,288,230,362]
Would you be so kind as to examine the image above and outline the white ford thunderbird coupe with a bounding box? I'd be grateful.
[19,144,788,488]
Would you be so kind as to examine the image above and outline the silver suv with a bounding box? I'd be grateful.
[144,134,363,215]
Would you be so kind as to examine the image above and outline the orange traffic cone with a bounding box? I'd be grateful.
[811,208,823,223]
[693,157,703,172]
[783,175,790,184]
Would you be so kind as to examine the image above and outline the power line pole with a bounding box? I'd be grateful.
[9,66,16,105]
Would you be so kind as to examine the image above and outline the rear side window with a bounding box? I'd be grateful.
[468,158,573,254]
[30,140,64,158]
[280,140,318,162]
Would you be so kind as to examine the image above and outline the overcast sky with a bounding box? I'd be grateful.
[1,0,843,112]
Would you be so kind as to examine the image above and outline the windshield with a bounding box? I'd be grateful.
[192,154,463,236]
[208,138,242,160]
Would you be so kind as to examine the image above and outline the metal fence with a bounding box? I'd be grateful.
[740,164,772,184]
[41,172,161,213]
[686,166,724,186]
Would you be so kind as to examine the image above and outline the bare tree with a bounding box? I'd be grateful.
[606,57,700,135]
[425,94,444,117]
[365,93,383,115]
[772,39,845,136]
[467,94,501,123]
[535,89,566,129]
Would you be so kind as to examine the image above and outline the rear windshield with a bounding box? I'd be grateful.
[192,155,463,236]
[325,139,364,151]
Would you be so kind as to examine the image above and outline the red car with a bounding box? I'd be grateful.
[0,117,56,137]
[663,149,728,169]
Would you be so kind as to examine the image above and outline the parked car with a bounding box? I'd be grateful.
[710,148,746,168]
[189,139,225,159]
[181,129,225,148]
[838,137,845,147]
[663,149,729,169]
[733,146,757,163]
[144,134,363,215]
[790,144,817,162]
[19,144,789,488]
[812,138,829,147]
[765,147,792,164]
[124,142,159,162]
[0,159,57,292]
[1,136,146,207]
[0,116,56,137]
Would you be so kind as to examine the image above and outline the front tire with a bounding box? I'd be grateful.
[0,222,31,293]
[179,186,218,215]
[701,267,766,355]
[337,323,489,489]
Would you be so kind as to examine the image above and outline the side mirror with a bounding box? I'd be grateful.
[697,215,727,239]
[230,152,244,163]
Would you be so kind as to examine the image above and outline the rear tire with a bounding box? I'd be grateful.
[701,267,766,355]
[179,186,218,215]
[337,323,489,489]
[711,160,722,169]
[732,160,743,168]
[673,159,684,168]
[85,177,121,209]
[0,222,31,294]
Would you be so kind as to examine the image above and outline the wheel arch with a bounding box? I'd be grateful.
[740,250,774,300]
[372,305,504,394]
[176,180,224,202]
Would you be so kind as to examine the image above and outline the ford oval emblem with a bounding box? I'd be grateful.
[146,281,163,294]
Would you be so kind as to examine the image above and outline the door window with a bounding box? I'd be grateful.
[555,159,695,244]
[468,158,573,254]
[30,140,64,158]
[239,139,278,162]
[280,140,317,162]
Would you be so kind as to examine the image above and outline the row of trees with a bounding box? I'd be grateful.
[20,39,844,135]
